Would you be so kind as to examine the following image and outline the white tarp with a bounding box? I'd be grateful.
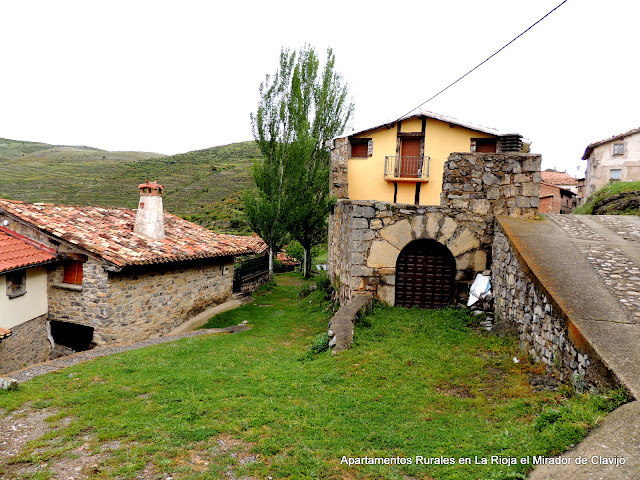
[467,273,491,306]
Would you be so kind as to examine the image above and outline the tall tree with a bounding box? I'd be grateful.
[246,45,353,278]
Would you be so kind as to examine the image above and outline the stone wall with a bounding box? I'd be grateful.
[328,152,542,305]
[48,258,234,345]
[328,200,492,305]
[0,314,50,375]
[328,137,350,199]
[441,153,541,218]
[492,220,615,391]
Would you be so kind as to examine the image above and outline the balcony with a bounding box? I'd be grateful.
[384,156,430,182]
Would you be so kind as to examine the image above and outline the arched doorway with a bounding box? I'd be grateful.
[395,239,456,309]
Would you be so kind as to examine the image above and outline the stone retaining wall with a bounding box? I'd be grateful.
[0,314,50,375]
[492,219,615,391]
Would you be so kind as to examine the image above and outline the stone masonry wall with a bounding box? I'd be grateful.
[492,221,614,391]
[0,314,50,375]
[441,153,541,218]
[328,152,542,305]
[328,200,492,305]
[329,136,350,199]
[48,258,234,345]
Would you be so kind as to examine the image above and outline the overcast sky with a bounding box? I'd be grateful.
[2,0,638,177]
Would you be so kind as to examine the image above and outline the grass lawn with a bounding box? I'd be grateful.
[575,180,640,215]
[0,275,626,479]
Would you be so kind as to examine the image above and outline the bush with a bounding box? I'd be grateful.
[315,273,330,292]
[308,332,330,354]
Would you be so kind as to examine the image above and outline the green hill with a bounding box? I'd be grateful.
[0,138,260,233]
[575,181,640,215]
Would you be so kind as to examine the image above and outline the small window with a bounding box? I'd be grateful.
[613,143,624,155]
[471,138,497,153]
[350,139,371,158]
[6,270,26,299]
[63,261,83,285]
[610,169,622,181]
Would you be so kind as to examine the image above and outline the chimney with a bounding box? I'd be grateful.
[134,180,165,240]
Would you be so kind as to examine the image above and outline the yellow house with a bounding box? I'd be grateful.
[329,110,529,205]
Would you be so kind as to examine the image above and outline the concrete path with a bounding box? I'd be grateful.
[499,214,640,479]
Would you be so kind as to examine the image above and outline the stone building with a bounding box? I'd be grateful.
[327,112,540,307]
[0,182,263,371]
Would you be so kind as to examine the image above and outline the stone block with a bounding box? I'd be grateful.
[522,156,541,172]
[370,219,383,230]
[515,196,531,208]
[437,217,458,244]
[471,199,490,215]
[447,228,481,257]
[351,217,369,229]
[367,240,400,268]
[425,212,444,239]
[482,172,499,186]
[411,216,425,238]
[380,219,412,250]
[377,284,395,305]
[486,187,500,200]
[521,182,539,197]
[354,205,376,218]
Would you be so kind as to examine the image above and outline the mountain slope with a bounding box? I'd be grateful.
[0,138,260,233]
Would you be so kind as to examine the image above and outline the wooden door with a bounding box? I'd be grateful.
[395,239,456,309]
[400,138,422,177]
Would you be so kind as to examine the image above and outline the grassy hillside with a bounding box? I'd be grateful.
[0,138,260,233]
[575,181,640,215]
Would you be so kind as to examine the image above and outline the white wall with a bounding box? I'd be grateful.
[0,267,48,330]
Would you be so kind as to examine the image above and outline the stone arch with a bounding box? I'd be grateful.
[395,239,456,309]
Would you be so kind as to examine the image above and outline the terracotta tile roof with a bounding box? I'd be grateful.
[541,171,578,186]
[0,200,260,268]
[582,127,640,159]
[0,227,56,273]
[224,233,268,255]
[0,327,12,339]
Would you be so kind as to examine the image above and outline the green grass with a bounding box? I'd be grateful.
[0,276,626,479]
[575,180,640,215]
[0,138,260,234]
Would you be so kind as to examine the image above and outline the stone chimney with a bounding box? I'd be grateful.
[134,181,165,240]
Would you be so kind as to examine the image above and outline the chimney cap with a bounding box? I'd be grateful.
[138,180,163,196]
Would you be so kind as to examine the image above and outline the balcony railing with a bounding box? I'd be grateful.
[384,156,430,182]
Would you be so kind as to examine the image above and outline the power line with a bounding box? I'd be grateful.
[387,0,570,130]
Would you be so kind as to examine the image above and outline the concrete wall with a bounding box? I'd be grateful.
[0,314,50,375]
[48,258,234,345]
[584,132,640,196]
[0,266,48,330]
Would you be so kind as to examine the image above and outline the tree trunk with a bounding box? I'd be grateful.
[268,248,274,280]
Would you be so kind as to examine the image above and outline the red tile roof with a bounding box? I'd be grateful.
[0,227,56,273]
[0,200,262,268]
[541,171,578,186]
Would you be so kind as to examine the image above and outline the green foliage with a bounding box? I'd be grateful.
[314,273,331,292]
[575,180,640,215]
[298,285,313,298]
[307,332,330,354]
[246,45,353,278]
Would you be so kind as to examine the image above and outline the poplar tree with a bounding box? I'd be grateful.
[246,45,353,278]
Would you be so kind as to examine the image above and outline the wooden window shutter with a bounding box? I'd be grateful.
[63,261,83,285]
[350,141,369,158]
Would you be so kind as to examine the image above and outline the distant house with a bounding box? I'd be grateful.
[539,182,576,214]
[582,127,640,197]
[539,171,578,213]
[0,227,56,374]
[0,182,263,372]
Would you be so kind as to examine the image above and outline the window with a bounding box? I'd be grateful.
[613,143,624,155]
[610,169,622,181]
[349,138,371,158]
[471,138,497,153]
[6,270,26,299]
[63,261,83,285]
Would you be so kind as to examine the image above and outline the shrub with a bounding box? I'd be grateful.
[315,273,330,292]
[308,332,330,354]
